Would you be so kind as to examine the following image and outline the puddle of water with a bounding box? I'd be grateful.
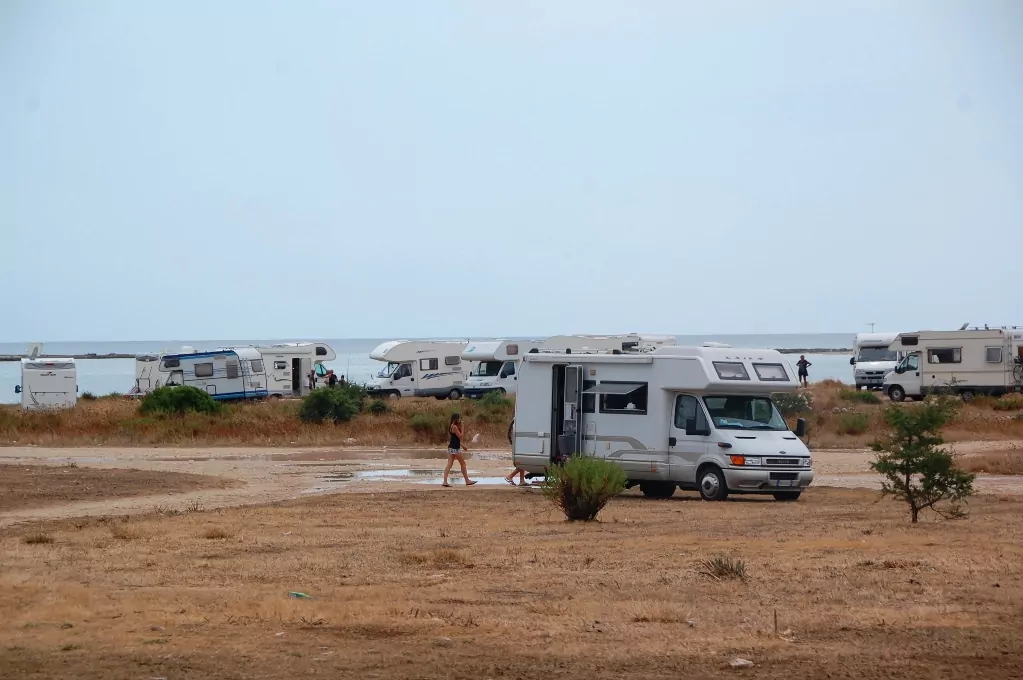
[415,476,539,487]
[273,450,456,462]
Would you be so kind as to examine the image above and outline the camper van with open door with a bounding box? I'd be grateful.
[512,346,813,501]
[255,342,337,397]
[366,340,472,399]
[883,328,1023,402]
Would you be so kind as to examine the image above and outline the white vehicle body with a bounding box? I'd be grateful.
[149,348,269,400]
[850,332,903,390]
[512,346,813,501]
[461,334,672,398]
[366,340,472,399]
[15,358,77,410]
[883,329,1023,402]
[254,342,337,397]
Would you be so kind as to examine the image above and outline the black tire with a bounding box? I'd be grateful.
[387,391,401,400]
[697,466,729,502]
[773,492,802,502]
[507,420,514,446]
[640,481,676,499]
[888,385,906,402]
[448,388,462,400]
[960,390,974,403]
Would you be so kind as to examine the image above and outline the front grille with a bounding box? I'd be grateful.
[769,472,799,481]
[765,458,802,467]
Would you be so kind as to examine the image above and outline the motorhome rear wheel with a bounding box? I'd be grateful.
[960,390,974,403]
[447,388,462,400]
[639,481,676,499]
[773,492,801,502]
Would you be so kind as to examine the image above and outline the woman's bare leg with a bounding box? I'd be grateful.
[442,455,455,486]
[455,454,474,484]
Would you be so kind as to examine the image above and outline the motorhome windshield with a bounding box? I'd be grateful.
[703,396,788,431]
[472,361,503,377]
[378,362,401,378]
[857,346,898,362]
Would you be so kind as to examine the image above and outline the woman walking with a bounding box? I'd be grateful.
[442,413,477,487]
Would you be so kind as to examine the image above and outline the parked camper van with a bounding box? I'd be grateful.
[15,358,77,410]
[155,348,268,400]
[850,332,903,390]
[366,340,471,399]
[460,334,670,398]
[255,342,336,398]
[512,346,813,501]
[883,328,1023,402]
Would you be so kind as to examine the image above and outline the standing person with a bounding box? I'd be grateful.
[327,370,338,388]
[796,355,812,388]
[308,369,317,391]
[442,413,477,487]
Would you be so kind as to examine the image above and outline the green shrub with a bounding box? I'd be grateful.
[542,456,627,521]
[80,392,96,401]
[773,392,813,417]
[480,391,514,411]
[992,395,1023,411]
[334,382,368,412]
[839,389,881,404]
[367,399,389,415]
[835,412,870,435]
[298,389,359,424]
[140,386,221,416]
[409,413,448,440]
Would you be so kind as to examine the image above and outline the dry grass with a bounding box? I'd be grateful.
[109,523,144,541]
[202,526,233,540]
[1,487,1022,679]
[21,532,53,545]
[0,397,511,448]
[959,448,1023,475]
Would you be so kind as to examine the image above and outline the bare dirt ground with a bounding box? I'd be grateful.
[2,487,1022,679]
[0,465,239,513]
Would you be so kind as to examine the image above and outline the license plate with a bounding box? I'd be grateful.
[774,479,794,488]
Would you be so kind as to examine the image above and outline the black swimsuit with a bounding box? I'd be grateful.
[449,428,461,452]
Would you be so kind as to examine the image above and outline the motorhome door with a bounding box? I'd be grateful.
[553,365,583,462]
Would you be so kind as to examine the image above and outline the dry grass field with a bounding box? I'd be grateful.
[2,485,1022,679]
[2,383,1022,450]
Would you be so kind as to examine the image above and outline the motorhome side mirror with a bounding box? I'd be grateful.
[685,418,709,436]
[794,417,807,438]
[849,357,855,366]
[895,367,904,374]
[14,385,21,394]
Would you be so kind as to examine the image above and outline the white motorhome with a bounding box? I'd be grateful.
[460,334,671,398]
[14,358,77,410]
[151,348,269,400]
[850,332,904,390]
[366,340,471,399]
[254,342,336,397]
[512,346,813,501]
[883,328,1023,402]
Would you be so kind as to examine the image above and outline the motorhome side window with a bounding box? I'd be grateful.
[274,361,287,370]
[226,361,240,379]
[444,356,460,366]
[315,346,327,356]
[502,362,515,377]
[194,363,214,378]
[985,347,1003,363]
[251,359,264,373]
[901,336,919,346]
[583,380,596,413]
[927,348,961,364]
[393,364,411,379]
[673,395,708,430]
[506,344,519,356]
[162,358,180,369]
[420,358,439,371]
[599,382,648,415]
[713,362,750,380]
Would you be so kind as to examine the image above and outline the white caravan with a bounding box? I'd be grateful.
[461,334,677,398]
[512,346,813,501]
[15,358,77,410]
[255,342,336,397]
[883,328,1023,402]
[152,348,269,400]
[366,340,471,399]
[850,332,904,390]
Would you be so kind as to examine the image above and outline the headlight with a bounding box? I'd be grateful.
[728,455,760,466]
[803,458,812,467]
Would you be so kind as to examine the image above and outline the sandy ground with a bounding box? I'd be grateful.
[2,441,1023,527]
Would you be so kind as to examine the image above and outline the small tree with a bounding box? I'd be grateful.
[299,389,359,424]
[542,456,627,521]
[869,396,974,523]
[140,386,221,416]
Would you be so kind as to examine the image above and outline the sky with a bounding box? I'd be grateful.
[1,0,1021,342]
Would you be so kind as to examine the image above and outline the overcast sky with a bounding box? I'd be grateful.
[2,0,1020,342]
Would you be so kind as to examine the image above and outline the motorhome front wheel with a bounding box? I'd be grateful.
[698,467,728,502]
[888,385,906,402]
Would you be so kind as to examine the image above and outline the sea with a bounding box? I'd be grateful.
[0,334,856,404]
